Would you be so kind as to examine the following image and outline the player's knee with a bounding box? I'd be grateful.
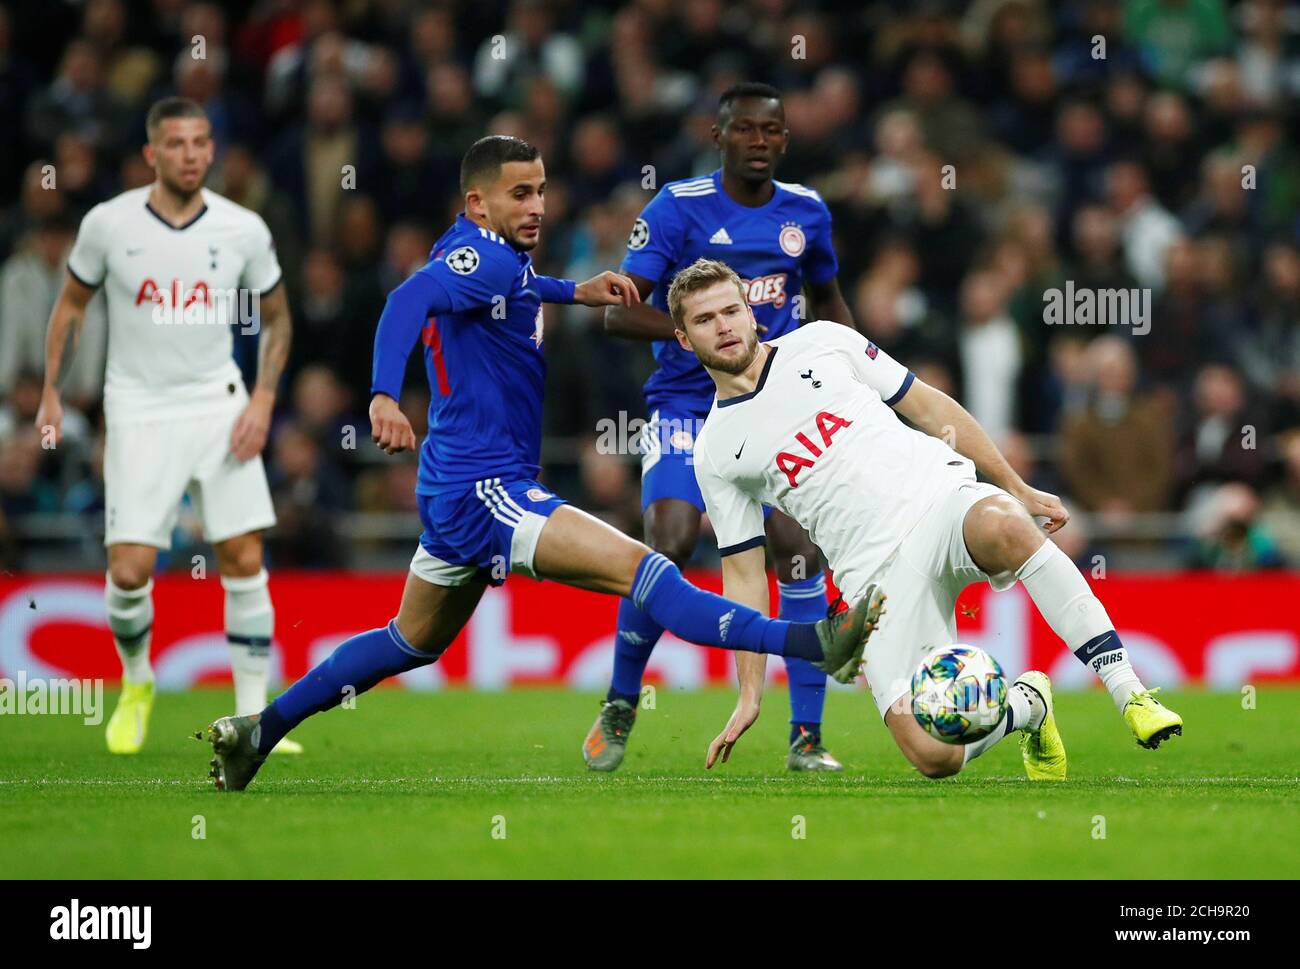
[646,525,696,568]
[771,542,819,582]
[216,538,265,578]
[967,496,1041,573]
[912,749,962,779]
[108,560,152,591]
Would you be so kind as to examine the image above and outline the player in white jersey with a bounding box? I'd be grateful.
[35,98,299,755]
[664,259,1184,780]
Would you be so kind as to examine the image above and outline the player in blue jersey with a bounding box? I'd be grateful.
[202,136,887,791]
[584,83,859,773]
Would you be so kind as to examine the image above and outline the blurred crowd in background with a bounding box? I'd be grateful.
[1,0,1298,573]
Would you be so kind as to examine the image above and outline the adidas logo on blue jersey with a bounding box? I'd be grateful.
[709,227,733,245]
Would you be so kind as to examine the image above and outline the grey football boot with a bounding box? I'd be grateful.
[205,714,268,792]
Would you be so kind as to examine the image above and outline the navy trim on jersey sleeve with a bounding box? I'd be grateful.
[884,371,915,407]
[719,535,767,556]
[716,346,779,408]
[66,264,101,290]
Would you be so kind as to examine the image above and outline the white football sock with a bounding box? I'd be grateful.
[106,575,154,685]
[223,569,274,716]
[1015,540,1145,710]
[960,680,1043,765]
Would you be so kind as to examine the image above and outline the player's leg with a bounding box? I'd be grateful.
[101,416,191,753]
[962,492,1182,749]
[212,531,272,716]
[884,701,964,778]
[592,408,706,770]
[765,509,839,771]
[208,567,486,791]
[189,394,283,730]
[611,497,699,704]
[588,496,700,770]
[533,504,881,675]
[261,570,486,747]
[104,542,159,754]
[858,498,1050,780]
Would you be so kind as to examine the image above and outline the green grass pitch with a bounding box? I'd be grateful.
[4,686,1298,878]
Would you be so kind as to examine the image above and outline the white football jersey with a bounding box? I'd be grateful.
[694,320,972,602]
[67,186,282,421]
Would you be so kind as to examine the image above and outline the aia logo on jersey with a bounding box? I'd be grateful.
[778,222,805,257]
[865,341,879,360]
[134,278,211,308]
[741,273,788,309]
[774,411,853,488]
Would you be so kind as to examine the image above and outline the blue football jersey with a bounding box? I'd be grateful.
[412,215,549,493]
[621,169,839,415]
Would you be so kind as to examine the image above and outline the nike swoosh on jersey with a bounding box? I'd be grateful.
[734,441,746,460]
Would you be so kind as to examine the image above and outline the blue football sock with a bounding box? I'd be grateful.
[256,620,434,754]
[779,576,829,734]
[790,721,822,745]
[631,552,821,659]
[608,598,663,705]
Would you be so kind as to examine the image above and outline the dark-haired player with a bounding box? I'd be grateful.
[589,82,857,772]
[203,136,885,791]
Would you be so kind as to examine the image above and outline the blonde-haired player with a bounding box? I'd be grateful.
[666,258,1182,779]
[36,97,299,755]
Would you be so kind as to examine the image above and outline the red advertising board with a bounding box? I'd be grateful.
[1,572,1296,690]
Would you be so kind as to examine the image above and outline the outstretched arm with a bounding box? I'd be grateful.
[892,379,1069,533]
[537,271,640,309]
[35,271,98,447]
[705,545,770,768]
[602,273,676,340]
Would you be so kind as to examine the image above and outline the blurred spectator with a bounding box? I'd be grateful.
[1261,429,1300,564]
[0,215,107,407]
[1060,336,1174,519]
[1125,0,1232,89]
[211,143,304,302]
[24,39,126,155]
[1238,239,1300,429]
[957,270,1020,441]
[268,73,379,245]
[881,49,985,164]
[1174,363,1270,501]
[0,426,60,519]
[1104,159,1183,292]
[265,420,351,568]
[82,0,161,109]
[472,0,585,107]
[1189,481,1284,570]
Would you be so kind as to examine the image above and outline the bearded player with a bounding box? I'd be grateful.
[666,259,1183,780]
[589,82,857,773]
[35,97,299,755]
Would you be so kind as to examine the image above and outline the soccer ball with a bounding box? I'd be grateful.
[911,645,1008,744]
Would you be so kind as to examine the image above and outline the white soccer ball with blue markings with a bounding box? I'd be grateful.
[911,644,1008,744]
